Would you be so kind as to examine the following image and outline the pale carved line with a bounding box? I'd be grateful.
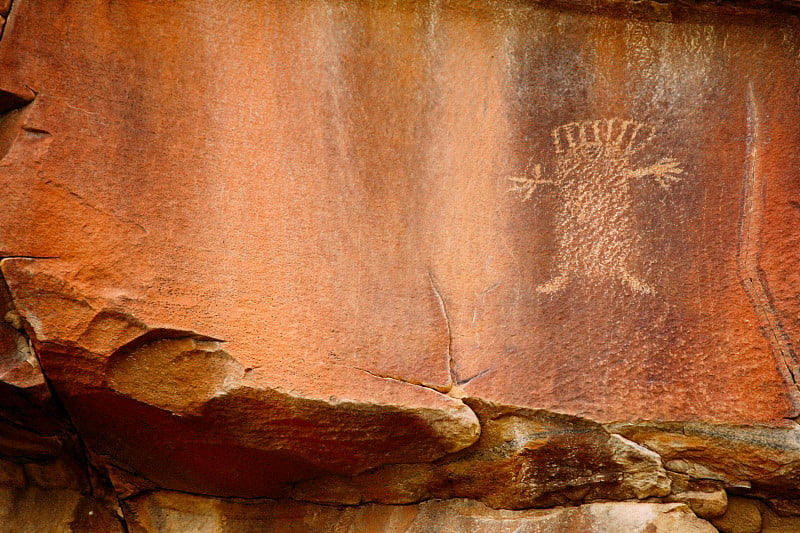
[737,82,800,412]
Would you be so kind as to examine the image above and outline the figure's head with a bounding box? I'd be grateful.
[552,118,652,184]
[552,118,653,156]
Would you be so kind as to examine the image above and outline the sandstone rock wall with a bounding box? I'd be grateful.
[1,0,799,531]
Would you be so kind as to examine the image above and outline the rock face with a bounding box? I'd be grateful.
[1,0,799,531]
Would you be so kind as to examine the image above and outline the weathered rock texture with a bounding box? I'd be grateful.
[1,0,800,531]
[124,494,718,533]
[288,399,672,508]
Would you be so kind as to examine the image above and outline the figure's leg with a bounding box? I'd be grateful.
[538,229,573,294]
[537,273,569,294]
[537,260,571,294]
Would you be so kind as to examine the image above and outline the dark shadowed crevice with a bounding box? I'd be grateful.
[0,266,129,532]
[0,87,37,162]
[0,88,30,114]
[0,0,14,42]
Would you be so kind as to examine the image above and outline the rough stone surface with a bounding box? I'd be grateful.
[0,487,81,533]
[124,493,718,533]
[761,509,800,533]
[712,497,763,533]
[0,486,124,533]
[609,422,800,496]
[666,473,728,519]
[710,495,800,533]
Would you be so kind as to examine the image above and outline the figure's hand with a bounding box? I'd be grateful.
[507,163,552,202]
[651,157,683,190]
[626,157,684,190]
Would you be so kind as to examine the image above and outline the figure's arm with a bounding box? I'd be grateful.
[507,163,554,202]
[626,157,683,190]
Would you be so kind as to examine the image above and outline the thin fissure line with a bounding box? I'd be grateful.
[327,360,446,395]
[428,270,457,387]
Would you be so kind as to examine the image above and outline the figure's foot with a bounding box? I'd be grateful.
[620,271,654,295]
[537,274,569,294]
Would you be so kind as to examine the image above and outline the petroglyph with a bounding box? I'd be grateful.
[509,118,683,294]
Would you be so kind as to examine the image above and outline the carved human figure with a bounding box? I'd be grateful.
[509,118,683,294]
